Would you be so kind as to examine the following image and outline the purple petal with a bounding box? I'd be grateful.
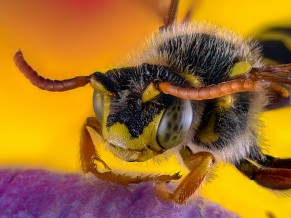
[0,169,238,218]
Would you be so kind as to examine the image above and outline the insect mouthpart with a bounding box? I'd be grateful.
[106,141,165,162]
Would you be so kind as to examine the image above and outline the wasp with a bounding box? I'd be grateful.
[14,0,291,204]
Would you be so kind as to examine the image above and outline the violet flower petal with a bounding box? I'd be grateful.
[0,169,238,218]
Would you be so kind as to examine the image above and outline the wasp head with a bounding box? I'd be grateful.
[90,64,195,161]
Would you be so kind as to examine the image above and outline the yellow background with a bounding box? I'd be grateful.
[1,0,291,217]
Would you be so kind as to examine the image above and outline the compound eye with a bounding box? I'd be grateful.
[157,99,193,149]
[93,91,104,124]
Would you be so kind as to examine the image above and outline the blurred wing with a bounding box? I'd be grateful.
[255,25,291,65]
[254,23,291,109]
[138,0,200,29]
[137,0,171,24]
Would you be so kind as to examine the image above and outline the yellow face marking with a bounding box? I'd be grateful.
[179,73,201,86]
[101,95,164,159]
[90,77,114,96]
[103,114,163,150]
[229,61,251,78]
[142,82,160,103]
[196,115,219,145]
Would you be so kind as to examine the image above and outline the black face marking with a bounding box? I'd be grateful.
[107,99,168,137]
[193,93,251,150]
[104,64,187,138]
[92,72,117,93]
[158,33,238,85]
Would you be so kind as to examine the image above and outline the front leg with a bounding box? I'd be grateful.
[80,117,102,173]
[80,117,181,185]
[155,151,215,204]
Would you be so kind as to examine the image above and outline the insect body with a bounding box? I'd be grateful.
[14,0,291,204]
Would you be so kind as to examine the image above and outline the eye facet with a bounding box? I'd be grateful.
[157,99,193,149]
[93,91,104,123]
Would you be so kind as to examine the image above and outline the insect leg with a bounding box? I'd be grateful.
[155,151,215,204]
[80,117,181,184]
[80,117,102,173]
[252,154,291,169]
[245,145,291,169]
[235,159,291,190]
[264,96,290,110]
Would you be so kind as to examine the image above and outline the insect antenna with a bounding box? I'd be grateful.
[245,64,291,84]
[14,50,91,92]
[158,64,291,100]
[158,79,289,100]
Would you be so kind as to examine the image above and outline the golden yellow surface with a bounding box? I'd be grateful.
[1,0,291,217]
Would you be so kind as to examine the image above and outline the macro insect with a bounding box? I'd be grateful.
[14,0,291,204]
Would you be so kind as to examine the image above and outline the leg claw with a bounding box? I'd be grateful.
[91,157,112,173]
